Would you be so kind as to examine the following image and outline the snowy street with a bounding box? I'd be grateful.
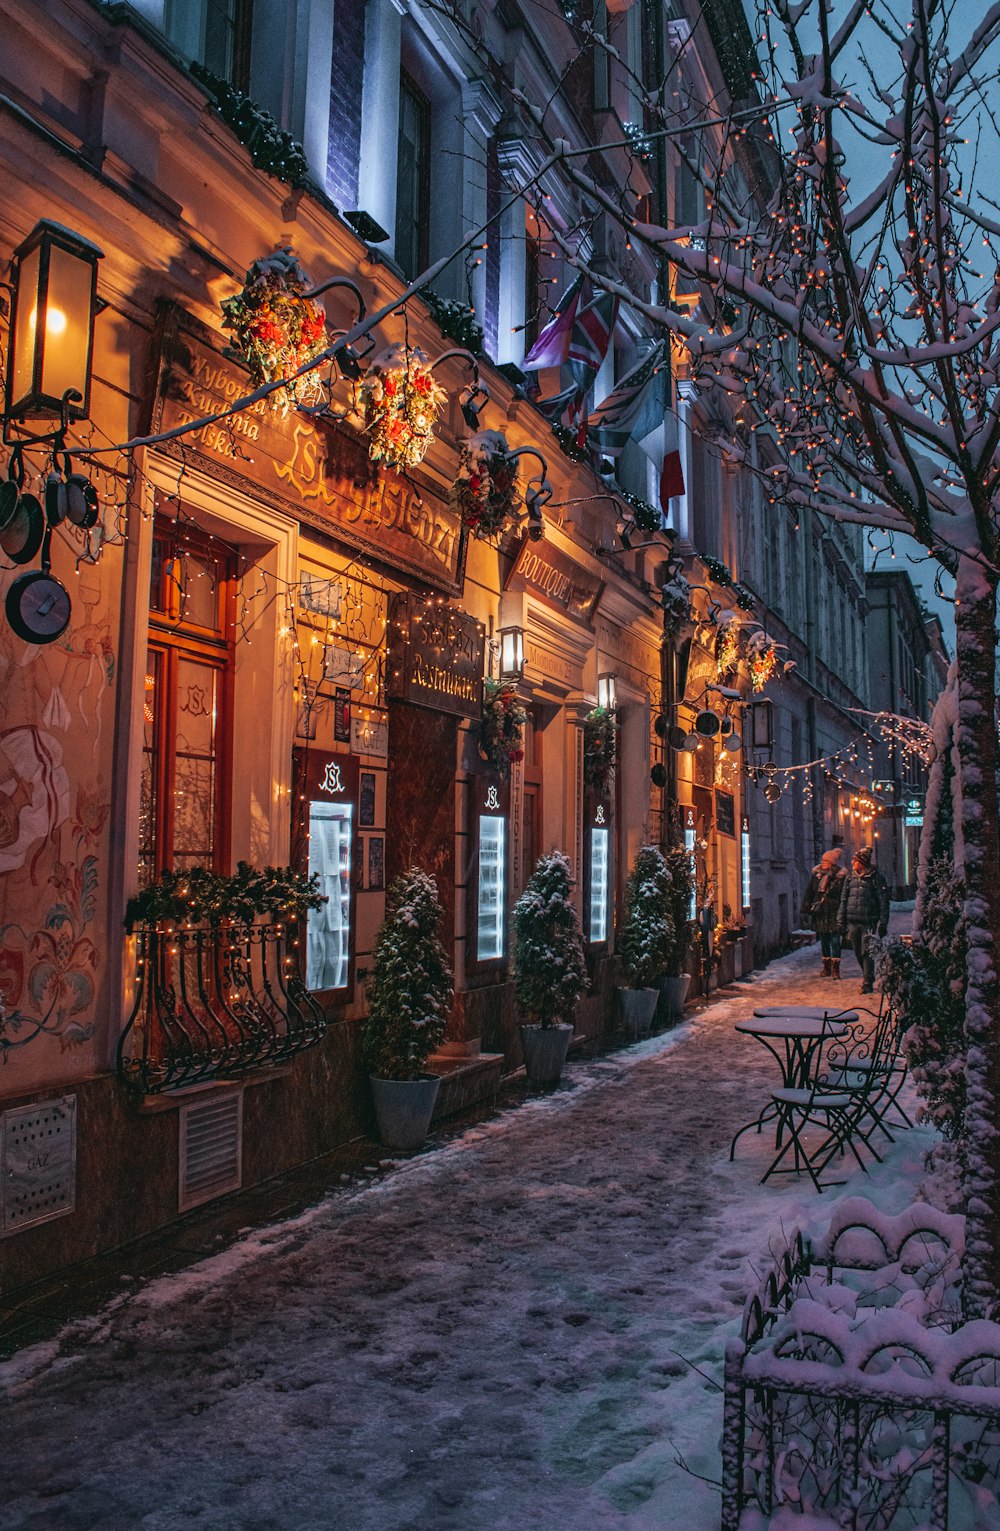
[0,933,934,1531]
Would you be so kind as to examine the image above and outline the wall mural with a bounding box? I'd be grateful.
[0,560,116,1069]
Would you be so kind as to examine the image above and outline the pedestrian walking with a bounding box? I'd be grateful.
[800,848,847,979]
[838,846,889,993]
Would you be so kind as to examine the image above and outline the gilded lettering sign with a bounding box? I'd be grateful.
[151,305,467,593]
[506,536,603,622]
[387,592,484,719]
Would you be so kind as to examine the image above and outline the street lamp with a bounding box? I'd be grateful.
[598,673,618,711]
[5,221,104,439]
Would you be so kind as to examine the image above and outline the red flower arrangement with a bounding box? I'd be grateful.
[479,679,527,777]
[359,345,447,470]
[220,248,328,414]
[450,432,522,541]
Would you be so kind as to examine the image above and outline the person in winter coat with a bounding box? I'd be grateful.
[838,846,890,993]
[801,848,847,978]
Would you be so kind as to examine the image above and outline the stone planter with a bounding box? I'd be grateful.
[519,1022,574,1088]
[618,987,659,1039]
[369,1074,442,1151]
[657,973,690,1025]
[717,941,736,987]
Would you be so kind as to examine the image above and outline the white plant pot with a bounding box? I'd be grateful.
[369,1074,441,1151]
[519,1022,574,1088]
[658,973,690,1024]
[619,986,659,1038]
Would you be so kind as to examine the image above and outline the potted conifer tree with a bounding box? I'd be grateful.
[658,846,696,1022]
[617,845,673,1038]
[513,850,587,1088]
[363,867,453,1150]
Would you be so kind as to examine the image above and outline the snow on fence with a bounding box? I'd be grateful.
[720,1198,1000,1530]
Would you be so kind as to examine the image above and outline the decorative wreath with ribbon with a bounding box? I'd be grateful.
[359,344,447,470]
[450,432,521,540]
[746,631,778,692]
[479,679,527,777]
[715,615,740,678]
[221,248,328,412]
[583,705,617,798]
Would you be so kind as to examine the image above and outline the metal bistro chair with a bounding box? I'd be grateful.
[825,998,913,1143]
[761,1011,887,1194]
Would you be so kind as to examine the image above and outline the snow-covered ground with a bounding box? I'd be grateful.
[0,933,937,1531]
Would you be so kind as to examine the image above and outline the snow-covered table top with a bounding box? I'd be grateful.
[739,1015,852,1039]
[752,1005,860,1024]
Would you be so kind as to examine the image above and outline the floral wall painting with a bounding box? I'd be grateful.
[0,559,118,1077]
[0,727,70,876]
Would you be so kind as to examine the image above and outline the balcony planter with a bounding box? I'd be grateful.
[118,863,327,1094]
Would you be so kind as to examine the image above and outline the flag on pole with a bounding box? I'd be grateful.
[660,406,686,505]
[521,275,582,370]
[587,342,666,459]
[567,279,619,373]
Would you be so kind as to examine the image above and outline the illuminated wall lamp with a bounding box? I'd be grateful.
[499,625,524,681]
[4,220,104,441]
[597,672,617,711]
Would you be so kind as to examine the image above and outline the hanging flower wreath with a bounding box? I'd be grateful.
[715,615,740,678]
[746,631,778,692]
[220,248,327,413]
[450,432,521,540]
[359,344,447,470]
[583,705,617,797]
[479,679,527,777]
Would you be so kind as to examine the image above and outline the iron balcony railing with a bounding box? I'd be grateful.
[117,921,327,1094]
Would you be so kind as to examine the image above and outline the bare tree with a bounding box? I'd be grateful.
[467,0,1000,1312]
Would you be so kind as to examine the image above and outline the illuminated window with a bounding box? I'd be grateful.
[140,516,235,888]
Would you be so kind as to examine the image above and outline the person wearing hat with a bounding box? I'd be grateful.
[800,848,847,978]
[838,847,890,993]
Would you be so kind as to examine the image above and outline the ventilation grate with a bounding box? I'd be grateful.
[2,1096,77,1235]
[179,1091,243,1212]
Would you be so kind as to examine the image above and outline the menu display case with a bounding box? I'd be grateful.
[293,749,360,998]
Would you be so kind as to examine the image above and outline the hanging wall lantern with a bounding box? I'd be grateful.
[598,673,618,711]
[5,221,104,433]
[499,625,525,682]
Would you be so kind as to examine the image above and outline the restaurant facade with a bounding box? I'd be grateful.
[0,0,769,1291]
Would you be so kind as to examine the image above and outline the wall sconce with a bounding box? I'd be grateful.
[598,673,618,711]
[499,625,525,681]
[5,221,104,441]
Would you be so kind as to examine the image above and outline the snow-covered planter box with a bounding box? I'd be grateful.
[720,1198,1000,1531]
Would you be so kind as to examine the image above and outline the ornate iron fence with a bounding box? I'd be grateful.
[117,922,327,1094]
[720,1199,999,1531]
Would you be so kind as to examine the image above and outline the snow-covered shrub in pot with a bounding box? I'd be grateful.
[513,851,587,1087]
[617,845,673,1037]
[363,867,453,1149]
[658,846,696,1020]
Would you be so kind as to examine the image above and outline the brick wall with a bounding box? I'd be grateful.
[327,0,366,208]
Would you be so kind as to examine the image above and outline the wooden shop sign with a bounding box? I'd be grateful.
[387,592,484,719]
[149,305,467,594]
[506,536,603,622]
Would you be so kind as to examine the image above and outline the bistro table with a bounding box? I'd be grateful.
[752,1006,860,1025]
[730,1012,852,1162]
